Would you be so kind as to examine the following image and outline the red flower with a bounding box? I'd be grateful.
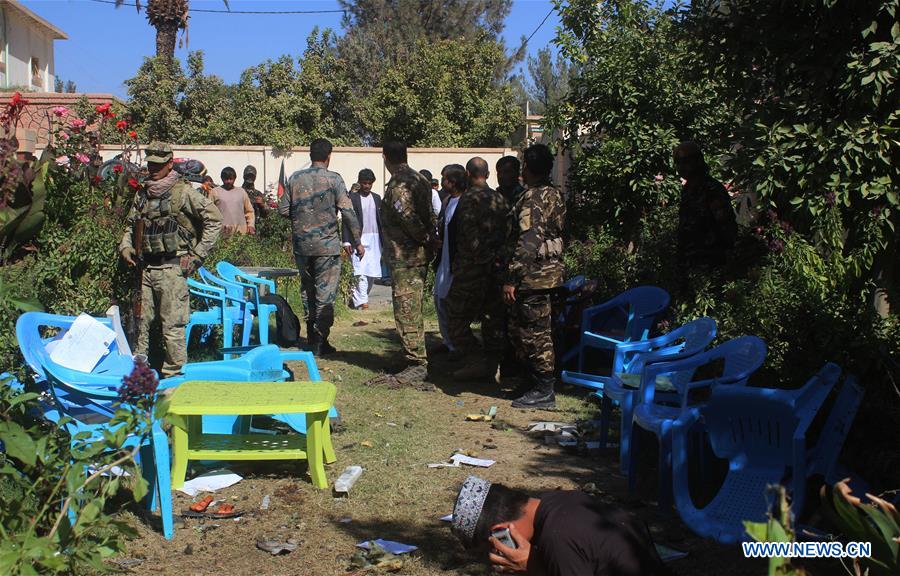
[113,164,124,174]
[95,102,111,115]
[128,130,138,139]
[10,91,28,108]
[128,178,141,191]
[116,119,128,131]
[91,175,102,185]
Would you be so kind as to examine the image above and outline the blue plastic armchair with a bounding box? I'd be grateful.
[574,286,670,375]
[186,277,251,357]
[629,335,767,509]
[40,360,174,540]
[806,375,864,486]
[216,261,277,345]
[670,363,842,543]
[562,317,717,472]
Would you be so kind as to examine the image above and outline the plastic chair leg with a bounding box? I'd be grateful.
[184,323,194,347]
[240,312,253,347]
[151,429,174,540]
[627,422,639,492]
[658,424,674,511]
[618,392,636,476]
[305,411,329,489]
[139,443,158,512]
[258,312,271,346]
[598,395,612,448]
[223,319,233,359]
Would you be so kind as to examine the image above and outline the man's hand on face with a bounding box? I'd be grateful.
[488,524,530,573]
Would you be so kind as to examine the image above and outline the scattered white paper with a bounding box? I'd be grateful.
[357,539,418,555]
[177,469,243,496]
[429,454,495,468]
[49,314,116,372]
[440,514,453,522]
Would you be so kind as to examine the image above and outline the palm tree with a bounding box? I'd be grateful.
[116,1,229,64]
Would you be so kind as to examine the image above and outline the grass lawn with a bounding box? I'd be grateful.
[118,305,770,575]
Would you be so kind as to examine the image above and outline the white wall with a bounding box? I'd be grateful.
[4,6,54,90]
[97,145,519,198]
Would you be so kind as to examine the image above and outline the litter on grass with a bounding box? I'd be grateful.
[356,540,418,554]
[428,453,495,468]
[177,469,242,496]
[466,406,498,421]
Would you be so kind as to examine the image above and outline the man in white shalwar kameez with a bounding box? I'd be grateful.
[343,169,384,309]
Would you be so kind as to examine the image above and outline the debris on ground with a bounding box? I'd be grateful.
[260,494,271,510]
[256,539,299,555]
[428,452,495,468]
[177,469,243,496]
[352,320,369,327]
[465,406,497,421]
[334,465,364,495]
[490,419,511,431]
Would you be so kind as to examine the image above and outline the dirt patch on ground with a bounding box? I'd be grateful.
[117,309,770,575]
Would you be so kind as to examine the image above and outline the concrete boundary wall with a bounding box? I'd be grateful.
[97,145,518,197]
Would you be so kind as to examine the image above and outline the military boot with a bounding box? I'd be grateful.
[511,372,556,410]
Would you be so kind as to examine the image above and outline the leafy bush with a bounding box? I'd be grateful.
[0,368,162,574]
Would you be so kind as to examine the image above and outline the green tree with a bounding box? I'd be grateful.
[338,0,521,144]
[546,0,737,240]
[524,46,575,114]
[685,0,899,310]
[358,37,522,146]
[124,56,186,142]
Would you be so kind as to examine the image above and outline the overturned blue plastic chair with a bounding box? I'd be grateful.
[574,286,670,377]
[629,335,767,509]
[186,277,251,358]
[562,317,717,473]
[216,261,277,345]
[670,363,843,543]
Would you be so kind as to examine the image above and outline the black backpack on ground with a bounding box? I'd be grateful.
[259,293,301,346]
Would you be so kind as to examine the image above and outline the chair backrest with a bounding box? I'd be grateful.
[216,261,246,285]
[808,375,864,481]
[626,317,717,374]
[659,335,767,397]
[705,385,799,464]
[16,312,132,382]
[589,286,670,341]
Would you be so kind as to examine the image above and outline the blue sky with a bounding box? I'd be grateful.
[21,0,562,98]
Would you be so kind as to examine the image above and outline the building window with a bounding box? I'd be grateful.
[31,57,43,88]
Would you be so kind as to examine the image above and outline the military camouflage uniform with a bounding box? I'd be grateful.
[277,164,361,346]
[119,169,222,377]
[446,183,511,356]
[505,183,566,379]
[497,182,525,208]
[380,164,438,367]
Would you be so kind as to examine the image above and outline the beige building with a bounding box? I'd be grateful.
[0,0,67,92]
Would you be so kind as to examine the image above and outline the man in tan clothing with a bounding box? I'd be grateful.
[209,166,255,234]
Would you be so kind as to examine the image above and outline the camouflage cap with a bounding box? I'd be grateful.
[145,141,173,164]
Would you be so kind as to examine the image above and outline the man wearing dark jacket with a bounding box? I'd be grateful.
[343,168,383,310]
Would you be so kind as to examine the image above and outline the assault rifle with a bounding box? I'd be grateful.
[129,217,145,348]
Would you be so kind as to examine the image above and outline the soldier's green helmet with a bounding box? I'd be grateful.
[145,141,174,164]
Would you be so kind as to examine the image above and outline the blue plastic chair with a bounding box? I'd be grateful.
[562,317,717,473]
[39,358,174,540]
[197,267,257,347]
[186,277,251,358]
[216,261,277,345]
[670,363,842,543]
[805,374,864,486]
[574,286,670,375]
[629,335,767,509]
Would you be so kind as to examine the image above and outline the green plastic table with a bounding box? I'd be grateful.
[166,380,337,489]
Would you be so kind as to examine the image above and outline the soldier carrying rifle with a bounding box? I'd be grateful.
[119,142,222,377]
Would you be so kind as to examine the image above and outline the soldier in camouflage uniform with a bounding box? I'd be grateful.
[278,138,364,355]
[502,144,566,409]
[119,142,222,377]
[379,141,438,384]
[447,157,511,382]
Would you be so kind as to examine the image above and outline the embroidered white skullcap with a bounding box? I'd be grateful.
[451,475,492,544]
